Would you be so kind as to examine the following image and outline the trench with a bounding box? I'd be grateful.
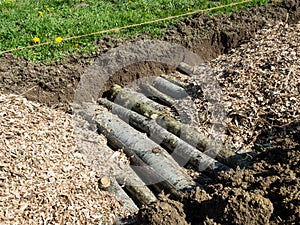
[75,62,257,225]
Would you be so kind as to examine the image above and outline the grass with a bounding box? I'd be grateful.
[0,0,269,62]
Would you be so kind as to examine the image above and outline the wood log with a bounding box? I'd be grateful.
[140,83,175,107]
[110,84,255,168]
[99,98,230,174]
[124,88,165,111]
[160,74,186,88]
[176,62,195,76]
[112,142,186,200]
[94,111,196,191]
[74,104,186,200]
[153,77,188,99]
[103,177,139,214]
[115,166,157,206]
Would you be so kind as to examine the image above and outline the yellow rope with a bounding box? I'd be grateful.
[0,0,252,55]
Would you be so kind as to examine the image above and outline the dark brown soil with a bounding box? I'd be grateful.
[0,2,299,225]
[138,121,299,225]
[137,194,189,225]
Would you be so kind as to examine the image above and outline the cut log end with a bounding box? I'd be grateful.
[99,176,111,189]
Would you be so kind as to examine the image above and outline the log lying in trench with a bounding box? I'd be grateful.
[140,83,175,107]
[115,165,157,206]
[93,110,197,191]
[110,84,255,168]
[160,74,186,88]
[153,77,188,99]
[124,88,165,111]
[111,140,186,200]
[101,176,139,214]
[176,62,195,76]
[73,106,157,207]
[99,98,230,174]
[75,106,185,205]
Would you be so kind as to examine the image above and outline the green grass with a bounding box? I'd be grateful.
[0,0,268,62]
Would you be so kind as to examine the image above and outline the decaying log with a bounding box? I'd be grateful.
[140,83,175,107]
[99,98,230,174]
[110,84,255,168]
[94,111,196,191]
[153,77,188,99]
[160,74,186,88]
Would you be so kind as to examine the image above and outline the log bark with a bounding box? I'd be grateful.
[153,77,188,99]
[176,62,195,76]
[99,98,230,174]
[112,142,186,200]
[104,177,139,214]
[74,104,186,200]
[94,111,196,191]
[110,84,255,168]
[115,166,157,206]
[140,83,175,107]
[124,88,165,111]
[160,74,186,88]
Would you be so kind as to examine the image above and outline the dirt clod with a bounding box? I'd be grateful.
[138,194,189,225]
[205,188,273,225]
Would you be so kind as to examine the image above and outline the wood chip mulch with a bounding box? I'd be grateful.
[201,22,300,152]
[0,94,128,224]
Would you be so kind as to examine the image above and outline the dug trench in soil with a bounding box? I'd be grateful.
[95,56,299,224]
[79,66,261,224]
[1,1,300,225]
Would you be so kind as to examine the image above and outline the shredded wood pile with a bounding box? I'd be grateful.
[0,94,127,224]
[207,22,300,152]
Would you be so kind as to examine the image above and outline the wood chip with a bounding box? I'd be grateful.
[0,94,129,224]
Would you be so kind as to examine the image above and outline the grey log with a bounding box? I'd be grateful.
[140,84,176,107]
[153,77,188,99]
[124,88,165,111]
[104,177,139,214]
[176,62,195,76]
[99,98,230,174]
[110,84,255,168]
[94,111,196,191]
[112,142,187,200]
[116,166,157,206]
[160,74,186,88]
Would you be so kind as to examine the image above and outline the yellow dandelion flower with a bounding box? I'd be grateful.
[33,37,40,43]
[187,8,191,12]
[55,37,63,43]
[38,11,44,17]
[75,43,79,48]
